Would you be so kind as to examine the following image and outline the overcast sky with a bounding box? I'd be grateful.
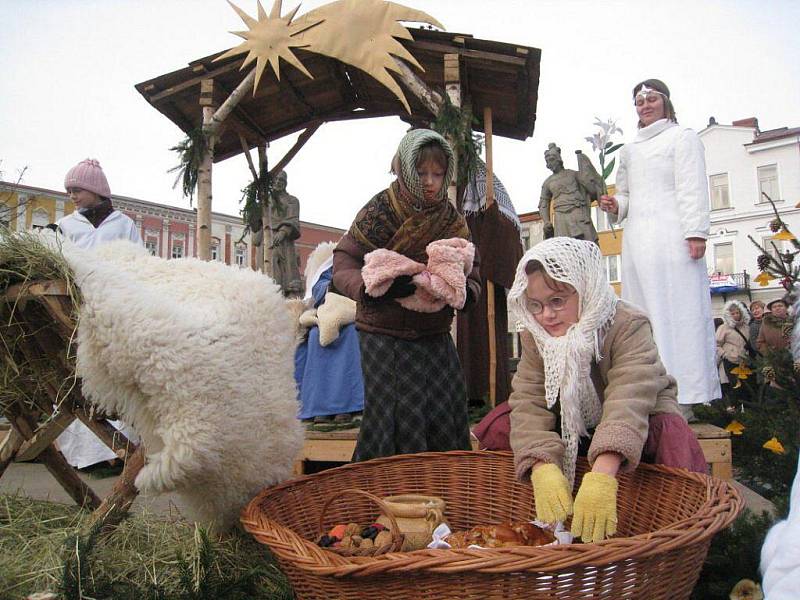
[1,0,799,229]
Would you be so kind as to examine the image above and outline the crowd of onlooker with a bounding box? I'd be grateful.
[714,295,794,399]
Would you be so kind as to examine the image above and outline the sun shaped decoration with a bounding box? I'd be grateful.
[215,0,444,112]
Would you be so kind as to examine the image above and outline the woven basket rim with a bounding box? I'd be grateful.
[241,450,743,578]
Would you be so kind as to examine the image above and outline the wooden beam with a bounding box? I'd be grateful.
[15,410,76,462]
[148,60,243,103]
[87,444,145,532]
[73,407,135,460]
[484,105,497,408]
[409,41,528,67]
[268,121,322,178]
[392,57,442,116]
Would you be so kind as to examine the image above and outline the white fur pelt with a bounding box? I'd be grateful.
[55,237,303,530]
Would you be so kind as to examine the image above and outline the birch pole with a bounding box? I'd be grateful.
[258,143,274,276]
[484,106,497,408]
[443,53,461,207]
[196,70,258,261]
[197,79,216,261]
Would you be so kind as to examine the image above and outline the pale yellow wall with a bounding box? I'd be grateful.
[0,190,76,229]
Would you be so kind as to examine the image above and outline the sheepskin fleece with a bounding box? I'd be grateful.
[361,238,475,313]
[58,238,303,530]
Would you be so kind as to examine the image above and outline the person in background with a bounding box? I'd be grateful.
[58,159,141,248]
[599,78,720,422]
[333,129,480,462]
[56,158,140,470]
[715,300,753,400]
[757,298,793,354]
[507,237,705,544]
[749,300,765,351]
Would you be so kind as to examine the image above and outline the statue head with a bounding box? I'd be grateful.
[273,170,288,193]
[544,143,563,173]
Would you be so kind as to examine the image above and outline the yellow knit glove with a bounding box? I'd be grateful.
[571,472,618,543]
[530,463,573,524]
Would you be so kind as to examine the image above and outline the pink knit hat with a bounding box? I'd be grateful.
[64,158,111,198]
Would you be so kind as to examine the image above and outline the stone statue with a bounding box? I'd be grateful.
[539,143,600,244]
[268,170,303,295]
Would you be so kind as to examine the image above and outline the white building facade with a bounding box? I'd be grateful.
[699,118,800,314]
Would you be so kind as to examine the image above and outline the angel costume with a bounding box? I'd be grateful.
[612,119,720,406]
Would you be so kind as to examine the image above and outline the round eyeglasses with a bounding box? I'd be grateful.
[525,290,576,315]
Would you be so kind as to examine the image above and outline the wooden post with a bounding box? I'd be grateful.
[443,53,460,207]
[484,106,497,408]
[258,143,273,276]
[87,444,146,532]
[392,57,443,116]
[197,79,215,261]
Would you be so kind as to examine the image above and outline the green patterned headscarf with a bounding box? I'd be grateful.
[394,128,455,204]
[348,128,468,263]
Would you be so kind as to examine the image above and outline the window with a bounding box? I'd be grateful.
[709,174,730,210]
[145,239,158,256]
[210,243,220,261]
[1,203,10,229]
[605,254,620,283]
[758,165,778,203]
[521,230,530,250]
[171,243,184,259]
[235,244,246,267]
[713,243,734,275]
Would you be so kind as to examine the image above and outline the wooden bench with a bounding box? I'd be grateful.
[294,423,733,480]
[689,423,732,480]
[294,428,480,475]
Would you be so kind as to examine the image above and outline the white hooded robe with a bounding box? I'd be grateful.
[612,119,720,405]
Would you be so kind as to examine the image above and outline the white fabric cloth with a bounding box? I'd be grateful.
[56,208,142,468]
[761,450,800,599]
[57,210,141,249]
[612,119,720,405]
[508,237,618,486]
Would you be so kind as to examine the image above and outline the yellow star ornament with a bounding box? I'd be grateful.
[763,437,786,455]
[730,364,753,379]
[725,420,745,435]
[773,228,797,241]
[754,271,775,287]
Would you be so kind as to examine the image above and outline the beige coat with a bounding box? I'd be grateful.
[716,322,749,384]
[509,301,681,482]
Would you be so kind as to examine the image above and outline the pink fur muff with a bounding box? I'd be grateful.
[361,238,475,313]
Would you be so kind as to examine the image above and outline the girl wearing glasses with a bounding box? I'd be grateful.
[598,79,720,422]
[506,237,705,544]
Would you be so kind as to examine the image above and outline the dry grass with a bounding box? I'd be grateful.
[0,494,293,599]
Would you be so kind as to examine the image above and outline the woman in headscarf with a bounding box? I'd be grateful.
[715,299,753,399]
[333,129,481,461]
[599,79,721,421]
[507,237,705,544]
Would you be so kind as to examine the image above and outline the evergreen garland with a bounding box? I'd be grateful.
[432,98,484,187]
[168,128,208,205]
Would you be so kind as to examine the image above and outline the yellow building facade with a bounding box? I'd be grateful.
[0,188,75,231]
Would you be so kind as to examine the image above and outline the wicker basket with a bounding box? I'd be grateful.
[316,489,404,557]
[241,451,743,600]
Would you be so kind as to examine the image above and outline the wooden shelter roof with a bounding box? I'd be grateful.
[135,28,541,162]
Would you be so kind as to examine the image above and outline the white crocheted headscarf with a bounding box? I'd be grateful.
[508,237,618,487]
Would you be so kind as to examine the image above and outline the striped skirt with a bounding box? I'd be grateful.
[353,331,471,462]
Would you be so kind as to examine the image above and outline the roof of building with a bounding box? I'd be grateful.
[748,126,800,145]
[135,28,542,162]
